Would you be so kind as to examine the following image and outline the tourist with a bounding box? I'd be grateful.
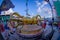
[0,20,4,40]
[41,21,46,29]
[58,22,60,30]
[51,22,60,40]
[42,22,53,40]
[0,32,4,40]
[0,20,5,32]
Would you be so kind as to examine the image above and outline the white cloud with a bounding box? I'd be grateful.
[35,1,41,7]
[36,0,52,18]
[43,1,48,5]
[37,7,42,13]
[36,1,42,14]
[43,7,52,14]
[41,1,48,8]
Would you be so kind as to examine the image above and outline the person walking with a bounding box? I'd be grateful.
[51,22,60,40]
[0,21,4,40]
[42,21,53,40]
[0,32,4,40]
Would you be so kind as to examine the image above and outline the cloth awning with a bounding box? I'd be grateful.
[53,0,60,16]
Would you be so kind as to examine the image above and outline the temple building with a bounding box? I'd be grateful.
[0,0,15,15]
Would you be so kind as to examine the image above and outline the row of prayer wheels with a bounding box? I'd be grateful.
[23,18,38,25]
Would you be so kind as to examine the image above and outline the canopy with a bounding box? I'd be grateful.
[53,0,60,16]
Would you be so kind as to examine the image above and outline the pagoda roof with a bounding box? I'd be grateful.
[0,0,15,11]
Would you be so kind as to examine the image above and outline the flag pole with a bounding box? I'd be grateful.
[26,0,28,17]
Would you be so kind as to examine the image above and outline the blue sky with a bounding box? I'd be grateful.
[0,0,53,18]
